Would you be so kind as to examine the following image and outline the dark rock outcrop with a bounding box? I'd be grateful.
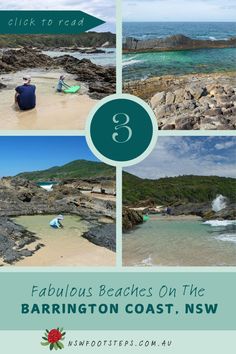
[124,34,236,53]
[123,207,143,232]
[0,82,6,89]
[0,217,43,264]
[169,202,236,220]
[171,202,211,217]
[202,204,236,221]
[1,48,54,72]
[82,224,116,252]
[54,56,116,99]
[0,48,116,99]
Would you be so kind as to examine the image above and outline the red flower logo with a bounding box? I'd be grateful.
[41,328,66,350]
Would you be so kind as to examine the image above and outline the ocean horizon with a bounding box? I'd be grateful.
[123,21,236,41]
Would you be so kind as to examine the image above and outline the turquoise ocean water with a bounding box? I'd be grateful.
[123,22,236,81]
[123,218,236,266]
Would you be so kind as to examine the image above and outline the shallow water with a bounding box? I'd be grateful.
[123,48,236,81]
[44,48,116,67]
[13,215,115,267]
[123,217,236,266]
[0,69,97,130]
[123,22,236,81]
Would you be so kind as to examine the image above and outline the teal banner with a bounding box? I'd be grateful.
[0,11,105,34]
[0,272,235,330]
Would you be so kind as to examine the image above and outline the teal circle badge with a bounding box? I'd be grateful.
[86,94,158,166]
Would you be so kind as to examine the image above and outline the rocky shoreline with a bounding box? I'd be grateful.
[124,72,236,130]
[170,202,236,220]
[0,47,115,100]
[123,201,236,234]
[0,177,116,265]
[0,217,44,265]
[122,207,143,232]
[123,34,236,53]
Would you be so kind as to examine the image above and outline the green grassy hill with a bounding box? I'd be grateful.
[123,173,236,206]
[17,160,115,181]
[0,33,116,48]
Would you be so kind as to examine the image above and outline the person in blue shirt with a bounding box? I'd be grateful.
[15,76,36,111]
[56,75,70,92]
[166,206,172,215]
[49,215,64,229]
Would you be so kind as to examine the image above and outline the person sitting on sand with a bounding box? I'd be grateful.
[15,75,36,111]
[49,215,64,229]
[56,75,70,92]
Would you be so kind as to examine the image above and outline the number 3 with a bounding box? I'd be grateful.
[112,113,132,144]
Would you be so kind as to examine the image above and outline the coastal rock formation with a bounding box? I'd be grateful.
[1,48,54,72]
[123,34,236,53]
[82,224,116,252]
[171,202,212,217]
[124,73,236,130]
[0,177,116,221]
[0,48,116,99]
[123,207,143,232]
[0,82,6,89]
[0,176,116,263]
[54,56,116,99]
[0,217,43,264]
[202,204,236,221]
[152,85,236,130]
[162,202,236,220]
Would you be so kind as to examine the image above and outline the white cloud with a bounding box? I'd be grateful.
[124,137,236,179]
[123,0,236,22]
[215,141,236,150]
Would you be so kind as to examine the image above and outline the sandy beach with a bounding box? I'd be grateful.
[149,214,202,221]
[7,215,115,267]
[0,69,97,130]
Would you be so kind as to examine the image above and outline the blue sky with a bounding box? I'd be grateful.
[124,137,236,179]
[0,136,99,177]
[123,0,236,22]
[0,0,115,33]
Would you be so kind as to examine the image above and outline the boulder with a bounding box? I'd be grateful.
[123,207,143,232]
[150,91,166,108]
[82,224,116,252]
[0,82,6,89]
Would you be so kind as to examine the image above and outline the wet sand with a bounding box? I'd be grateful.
[0,69,97,130]
[12,215,115,267]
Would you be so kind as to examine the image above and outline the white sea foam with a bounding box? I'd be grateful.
[122,59,141,67]
[209,36,217,41]
[203,220,236,227]
[215,234,236,243]
[122,56,143,67]
[40,184,53,192]
[212,194,227,212]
